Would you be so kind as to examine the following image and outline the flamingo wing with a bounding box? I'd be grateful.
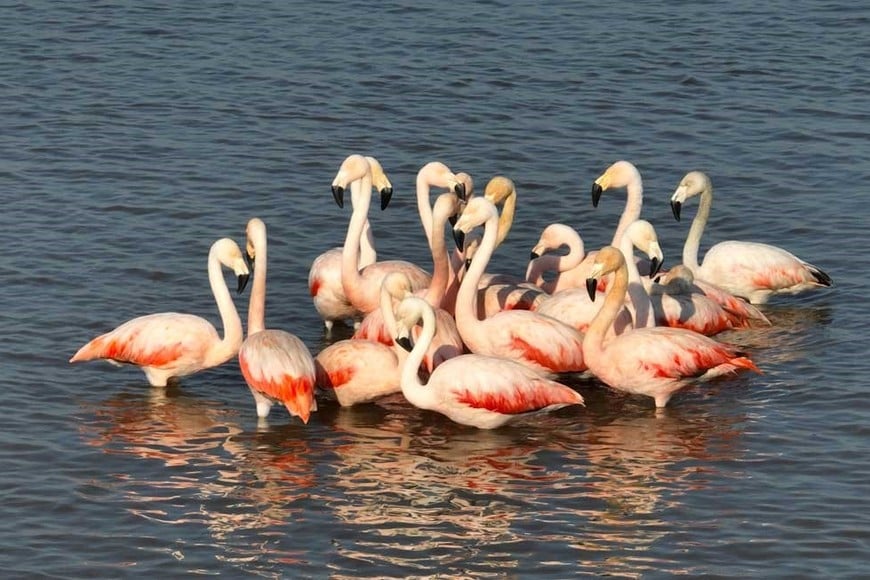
[440,355,584,414]
[70,312,216,368]
[486,311,586,373]
[240,330,316,421]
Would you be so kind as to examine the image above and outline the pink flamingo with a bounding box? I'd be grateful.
[354,192,465,371]
[314,338,401,407]
[334,155,431,315]
[70,238,250,386]
[415,161,468,247]
[394,295,584,429]
[532,219,664,335]
[649,265,766,335]
[309,156,394,332]
[238,218,317,422]
[670,170,833,304]
[583,246,761,408]
[453,197,586,374]
[525,223,587,294]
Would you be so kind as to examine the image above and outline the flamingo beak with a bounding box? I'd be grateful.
[586,277,598,301]
[530,250,540,260]
[649,256,663,277]
[396,336,413,352]
[448,214,458,227]
[670,200,682,221]
[237,273,251,294]
[380,187,393,210]
[332,185,345,208]
[454,181,467,201]
[465,258,472,271]
[453,228,465,251]
[591,182,603,207]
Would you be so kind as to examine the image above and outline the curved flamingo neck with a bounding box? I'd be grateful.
[495,191,516,247]
[682,178,712,272]
[416,173,436,247]
[399,303,438,410]
[341,171,374,312]
[247,226,269,336]
[611,178,643,247]
[424,195,456,308]
[358,218,377,268]
[206,244,243,365]
[585,256,629,361]
[618,235,654,329]
[455,211,498,338]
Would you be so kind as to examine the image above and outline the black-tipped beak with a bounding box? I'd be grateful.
[245,250,255,271]
[654,275,662,284]
[380,187,393,211]
[670,200,681,221]
[530,250,540,260]
[465,258,472,271]
[586,277,598,301]
[591,183,603,208]
[453,228,465,251]
[237,273,251,294]
[396,336,413,352]
[649,257,662,278]
[454,182,467,201]
[332,185,345,208]
[448,214,458,227]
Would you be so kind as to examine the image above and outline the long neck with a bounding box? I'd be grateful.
[341,174,373,310]
[358,218,377,268]
[455,213,498,338]
[399,306,438,411]
[611,179,643,247]
[380,285,408,364]
[682,180,712,271]
[495,192,516,247]
[619,236,654,329]
[424,202,451,308]
[416,176,434,247]
[247,231,268,335]
[584,260,629,361]
[207,247,243,364]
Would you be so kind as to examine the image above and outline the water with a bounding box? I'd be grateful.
[2,0,868,577]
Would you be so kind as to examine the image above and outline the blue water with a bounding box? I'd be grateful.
[3,0,868,577]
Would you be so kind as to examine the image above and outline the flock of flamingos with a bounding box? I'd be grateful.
[69,155,833,429]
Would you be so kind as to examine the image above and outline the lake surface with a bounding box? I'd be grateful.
[3,0,868,577]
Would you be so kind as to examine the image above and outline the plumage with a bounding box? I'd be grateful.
[314,338,400,407]
[453,197,586,374]
[239,218,316,422]
[394,296,584,429]
[69,238,250,386]
[583,246,761,408]
[671,170,832,304]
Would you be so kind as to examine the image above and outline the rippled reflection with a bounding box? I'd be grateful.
[79,385,748,577]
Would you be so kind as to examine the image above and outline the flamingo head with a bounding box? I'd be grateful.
[365,156,394,210]
[592,160,641,207]
[670,170,711,221]
[212,237,251,294]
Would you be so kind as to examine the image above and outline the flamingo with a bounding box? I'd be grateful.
[334,154,431,315]
[670,170,833,304]
[394,296,584,429]
[530,219,663,335]
[238,218,317,422]
[415,161,468,247]
[354,192,465,371]
[649,264,766,335]
[525,223,588,294]
[314,337,402,407]
[309,156,394,332]
[69,237,251,386]
[583,246,761,408]
[453,197,586,374]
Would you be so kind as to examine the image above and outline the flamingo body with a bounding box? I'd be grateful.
[583,246,761,408]
[395,296,584,429]
[239,330,317,422]
[314,339,400,407]
[671,170,832,304]
[70,237,249,386]
[240,218,316,422]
